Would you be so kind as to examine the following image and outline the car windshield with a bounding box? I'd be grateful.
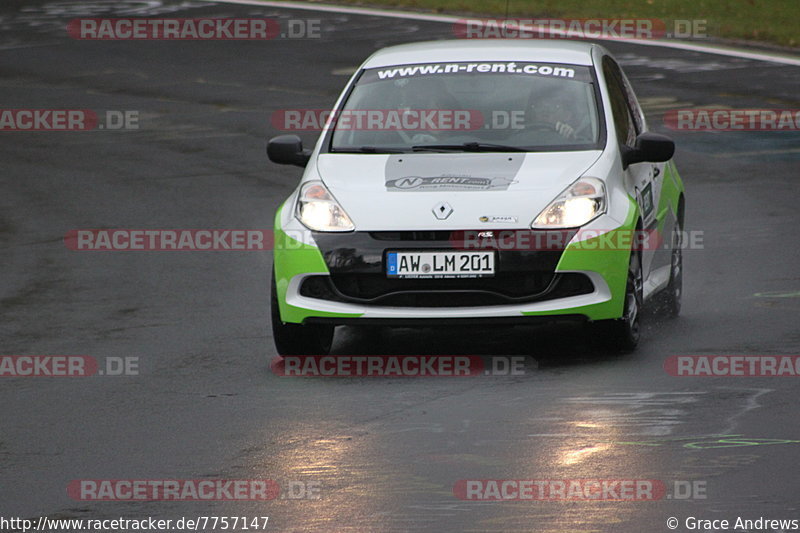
[330,61,601,153]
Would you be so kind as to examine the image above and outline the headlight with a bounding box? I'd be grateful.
[296,181,355,232]
[532,177,606,229]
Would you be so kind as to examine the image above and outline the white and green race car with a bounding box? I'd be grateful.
[268,40,685,355]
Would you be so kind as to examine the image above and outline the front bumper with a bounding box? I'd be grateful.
[273,202,636,325]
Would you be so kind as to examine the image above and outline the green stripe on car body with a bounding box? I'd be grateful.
[273,204,363,324]
[657,160,685,223]
[521,196,638,321]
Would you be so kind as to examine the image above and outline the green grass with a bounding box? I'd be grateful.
[324,0,799,48]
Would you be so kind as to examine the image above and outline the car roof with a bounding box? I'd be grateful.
[361,40,599,69]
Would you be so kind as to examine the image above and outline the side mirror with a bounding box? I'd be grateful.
[622,132,675,167]
[267,135,311,167]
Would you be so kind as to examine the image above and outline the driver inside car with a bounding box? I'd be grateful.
[525,84,586,141]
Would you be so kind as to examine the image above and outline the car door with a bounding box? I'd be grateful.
[602,56,660,280]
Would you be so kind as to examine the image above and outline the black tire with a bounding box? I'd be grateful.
[594,248,643,351]
[270,270,334,356]
[660,204,684,318]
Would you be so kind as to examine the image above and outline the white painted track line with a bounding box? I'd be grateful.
[208,0,800,66]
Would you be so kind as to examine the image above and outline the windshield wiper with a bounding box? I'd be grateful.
[333,146,407,154]
[412,142,526,153]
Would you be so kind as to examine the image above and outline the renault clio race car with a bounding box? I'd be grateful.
[268,40,685,355]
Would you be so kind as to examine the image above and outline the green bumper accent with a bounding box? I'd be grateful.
[273,205,363,324]
[275,197,643,324]
[521,197,639,321]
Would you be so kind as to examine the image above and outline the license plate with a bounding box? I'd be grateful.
[386,251,495,278]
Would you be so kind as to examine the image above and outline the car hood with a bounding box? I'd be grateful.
[315,151,603,230]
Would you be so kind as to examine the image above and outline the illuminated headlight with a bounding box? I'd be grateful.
[532,177,606,229]
[296,181,355,232]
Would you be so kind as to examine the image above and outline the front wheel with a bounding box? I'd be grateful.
[270,270,334,356]
[593,250,643,351]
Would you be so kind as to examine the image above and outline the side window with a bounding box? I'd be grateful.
[602,57,637,147]
[618,69,646,134]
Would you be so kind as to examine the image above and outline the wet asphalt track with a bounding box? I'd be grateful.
[1,1,800,531]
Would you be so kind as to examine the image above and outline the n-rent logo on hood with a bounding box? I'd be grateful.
[385,153,523,192]
[387,176,516,191]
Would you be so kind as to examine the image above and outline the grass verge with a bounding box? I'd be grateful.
[322,0,799,48]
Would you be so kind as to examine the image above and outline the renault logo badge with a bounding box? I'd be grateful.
[432,201,453,220]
